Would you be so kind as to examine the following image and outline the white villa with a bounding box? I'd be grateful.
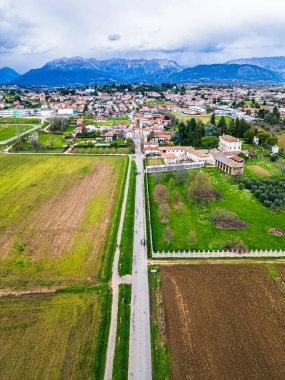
[218,135,242,152]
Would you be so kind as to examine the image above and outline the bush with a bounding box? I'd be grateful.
[220,238,248,253]
[210,209,248,230]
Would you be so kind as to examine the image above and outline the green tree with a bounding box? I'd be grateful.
[201,136,219,149]
[217,116,227,135]
[210,113,216,126]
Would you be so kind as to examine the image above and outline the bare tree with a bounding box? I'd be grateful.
[164,227,173,245]
[154,184,169,204]
[49,116,68,132]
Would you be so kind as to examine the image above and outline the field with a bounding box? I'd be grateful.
[148,168,285,251]
[172,113,232,124]
[159,264,285,380]
[248,165,271,176]
[0,117,40,124]
[0,287,111,380]
[0,154,127,289]
[0,124,35,141]
[245,157,285,178]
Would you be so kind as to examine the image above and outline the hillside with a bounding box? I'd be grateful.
[170,64,280,83]
[0,67,21,84]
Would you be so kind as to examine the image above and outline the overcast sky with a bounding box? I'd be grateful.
[1,0,285,73]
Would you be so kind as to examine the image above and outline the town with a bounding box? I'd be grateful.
[0,82,285,380]
[1,84,284,175]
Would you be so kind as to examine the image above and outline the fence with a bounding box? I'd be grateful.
[146,162,204,173]
[153,249,285,258]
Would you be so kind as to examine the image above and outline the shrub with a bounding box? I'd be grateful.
[188,231,196,245]
[154,184,169,204]
[210,209,248,230]
[220,238,248,253]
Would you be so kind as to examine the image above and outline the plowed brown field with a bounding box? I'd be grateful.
[161,265,285,380]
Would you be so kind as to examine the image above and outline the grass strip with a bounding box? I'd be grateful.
[99,157,129,281]
[119,160,136,276]
[113,284,132,380]
[149,268,172,380]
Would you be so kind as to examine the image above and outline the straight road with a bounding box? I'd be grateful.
[128,134,152,380]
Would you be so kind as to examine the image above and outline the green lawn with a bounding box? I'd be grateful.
[148,168,285,251]
[0,124,35,141]
[0,287,111,380]
[0,154,127,289]
[38,133,69,148]
[119,160,136,276]
[113,284,132,380]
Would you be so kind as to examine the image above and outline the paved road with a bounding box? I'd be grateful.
[128,134,152,380]
[104,159,132,380]
[0,124,42,145]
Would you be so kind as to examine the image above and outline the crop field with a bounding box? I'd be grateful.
[0,154,127,289]
[160,264,285,380]
[0,287,111,380]
[148,168,285,251]
[0,124,34,141]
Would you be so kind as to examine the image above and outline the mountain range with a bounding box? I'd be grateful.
[0,67,21,84]
[1,56,285,86]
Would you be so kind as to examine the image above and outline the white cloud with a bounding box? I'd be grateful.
[0,0,285,72]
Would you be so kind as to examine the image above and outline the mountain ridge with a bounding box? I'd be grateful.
[1,56,284,86]
[0,67,21,84]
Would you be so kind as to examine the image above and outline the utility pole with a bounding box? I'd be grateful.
[13,110,20,141]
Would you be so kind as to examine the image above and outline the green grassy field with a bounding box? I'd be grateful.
[149,268,171,380]
[0,124,35,141]
[148,168,285,251]
[113,284,132,380]
[245,157,285,178]
[172,113,232,124]
[0,154,127,289]
[0,286,111,380]
[119,160,136,276]
[0,118,40,124]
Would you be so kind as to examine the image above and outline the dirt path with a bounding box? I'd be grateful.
[104,158,132,380]
[148,259,285,266]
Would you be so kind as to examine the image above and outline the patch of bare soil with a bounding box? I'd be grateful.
[161,265,285,380]
[211,210,248,230]
[269,228,284,236]
[249,165,271,176]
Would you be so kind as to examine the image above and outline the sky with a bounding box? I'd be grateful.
[1,0,285,73]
